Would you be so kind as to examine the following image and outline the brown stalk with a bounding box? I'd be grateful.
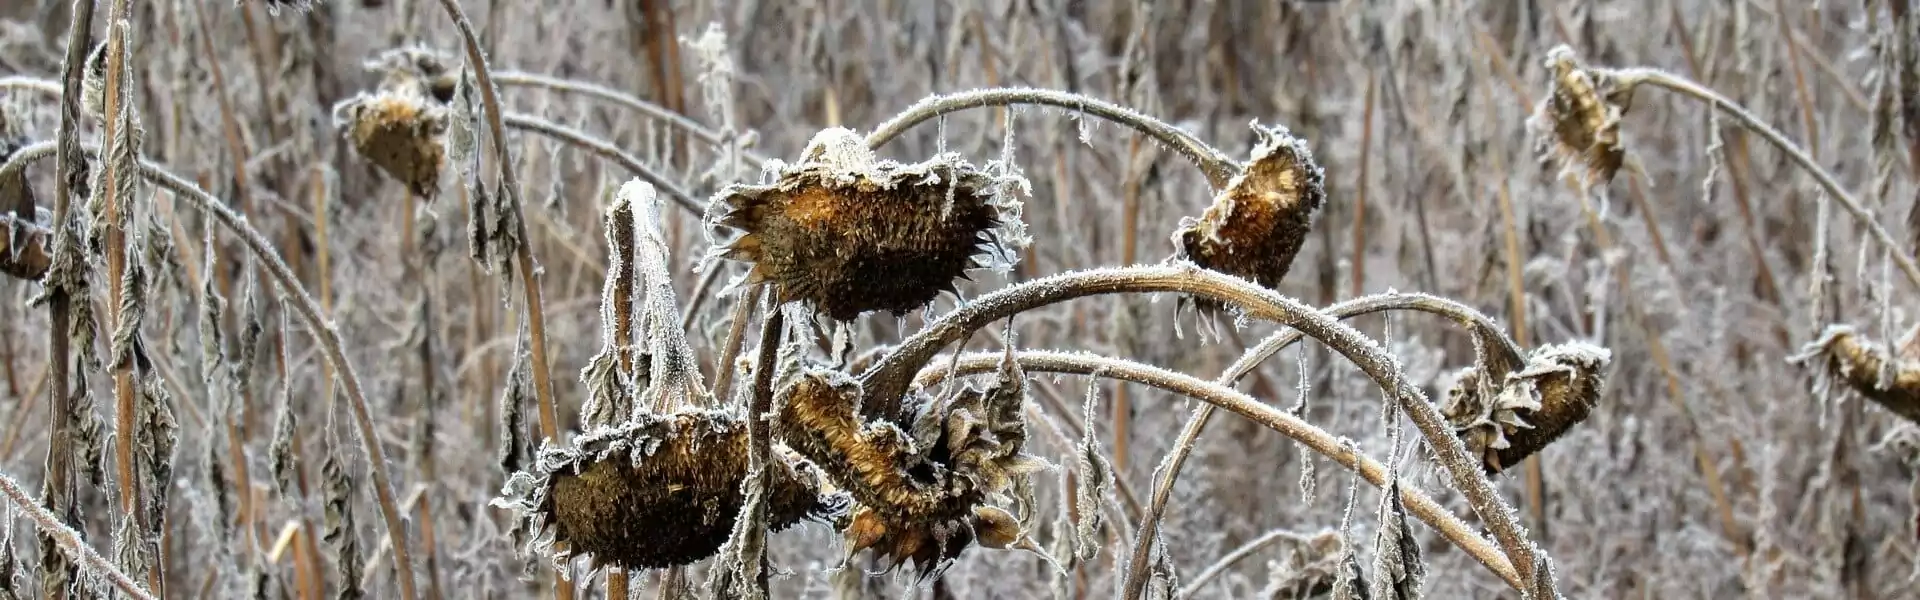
[430,0,560,450]
[638,0,686,166]
[604,175,641,600]
[1350,71,1375,299]
[38,7,90,597]
[1772,0,1820,159]
[95,2,159,591]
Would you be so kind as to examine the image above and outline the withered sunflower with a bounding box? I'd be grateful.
[775,366,1049,577]
[709,127,1021,321]
[493,410,847,571]
[1173,124,1326,305]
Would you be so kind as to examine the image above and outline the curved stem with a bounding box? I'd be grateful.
[1,140,420,598]
[502,113,703,214]
[861,265,1547,593]
[0,76,60,95]
[430,0,560,446]
[0,471,158,600]
[1605,67,1920,290]
[864,88,1239,188]
[1128,293,1518,600]
[917,350,1524,590]
[921,291,1526,600]
[493,71,766,167]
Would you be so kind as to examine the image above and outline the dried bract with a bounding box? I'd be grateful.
[1172,124,1325,308]
[1789,326,1920,424]
[1530,45,1636,188]
[709,128,1023,321]
[775,367,1048,577]
[1444,342,1611,474]
[492,411,846,571]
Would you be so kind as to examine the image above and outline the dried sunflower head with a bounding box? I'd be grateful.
[1530,45,1636,188]
[1172,124,1326,309]
[708,127,1026,321]
[1789,325,1920,424]
[333,91,448,199]
[775,366,1050,578]
[1443,342,1611,474]
[492,411,847,571]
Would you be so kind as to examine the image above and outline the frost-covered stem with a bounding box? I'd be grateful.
[1116,291,1523,600]
[678,262,725,333]
[707,288,756,405]
[1177,528,1335,598]
[430,0,561,466]
[0,471,157,600]
[492,71,763,165]
[740,292,782,597]
[865,88,1239,188]
[96,4,154,591]
[41,0,92,595]
[0,77,59,95]
[502,113,702,214]
[1604,67,1920,290]
[862,265,1547,592]
[916,350,1525,590]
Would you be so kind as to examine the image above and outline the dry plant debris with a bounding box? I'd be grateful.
[493,411,848,571]
[1443,342,1612,474]
[709,127,1024,321]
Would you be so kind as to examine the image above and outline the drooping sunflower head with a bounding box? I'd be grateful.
[1443,342,1611,474]
[1529,45,1636,188]
[492,411,847,572]
[1173,123,1326,307]
[708,127,1027,321]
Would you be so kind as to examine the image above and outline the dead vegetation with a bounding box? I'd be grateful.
[0,1,1914,599]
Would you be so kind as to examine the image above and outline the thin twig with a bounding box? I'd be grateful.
[1603,67,1920,290]
[502,113,703,214]
[493,71,764,166]
[431,8,563,518]
[1176,528,1337,598]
